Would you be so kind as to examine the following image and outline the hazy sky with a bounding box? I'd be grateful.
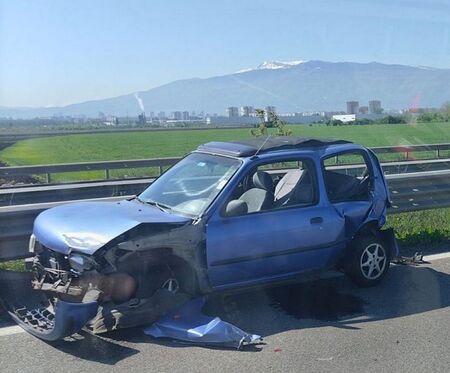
[1,0,449,107]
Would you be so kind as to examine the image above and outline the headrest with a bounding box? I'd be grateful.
[252,171,273,192]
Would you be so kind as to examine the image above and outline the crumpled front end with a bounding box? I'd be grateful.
[6,220,199,341]
[0,269,97,341]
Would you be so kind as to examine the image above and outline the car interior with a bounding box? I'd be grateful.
[322,153,372,202]
[226,161,316,215]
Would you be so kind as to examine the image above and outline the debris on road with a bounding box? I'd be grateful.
[393,252,425,265]
[144,297,261,349]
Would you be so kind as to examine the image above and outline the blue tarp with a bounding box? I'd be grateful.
[144,297,261,349]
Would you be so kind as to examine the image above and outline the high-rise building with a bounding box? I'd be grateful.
[227,107,239,117]
[172,111,182,120]
[347,101,359,114]
[359,106,369,114]
[182,111,190,120]
[240,106,254,117]
[158,111,166,119]
[369,100,382,114]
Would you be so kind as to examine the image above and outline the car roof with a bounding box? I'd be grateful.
[197,136,352,157]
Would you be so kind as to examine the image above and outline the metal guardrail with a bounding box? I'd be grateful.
[0,157,180,183]
[1,143,449,183]
[371,143,450,158]
[0,158,448,207]
[0,169,449,262]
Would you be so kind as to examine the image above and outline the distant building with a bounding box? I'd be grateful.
[265,106,276,114]
[172,111,182,120]
[226,107,239,117]
[346,101,359,114]
[207,115,259,126]
[182,111,190,120]
[137,112,146,125]
[158,111,166,119]
[333,114,356,123]
[240,106,254,117]
[359,106,369,114]
[279,113,324,124]
[369,100,382,114]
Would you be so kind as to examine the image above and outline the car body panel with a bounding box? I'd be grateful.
[206,204,346,288]
[33,199,190,255]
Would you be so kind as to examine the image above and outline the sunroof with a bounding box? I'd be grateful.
[197,136,352,157]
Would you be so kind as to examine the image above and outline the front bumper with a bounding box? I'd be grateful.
[10,299,98,341]
[0,270,97,341]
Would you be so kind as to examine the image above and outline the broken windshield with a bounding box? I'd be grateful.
[138,153,241,216]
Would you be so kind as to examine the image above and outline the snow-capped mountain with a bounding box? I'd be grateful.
[2,60,450,118]
[237,60,308,73]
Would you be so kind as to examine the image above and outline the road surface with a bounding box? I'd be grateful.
[0,254,449,372]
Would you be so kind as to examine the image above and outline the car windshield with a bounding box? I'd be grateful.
[138,153,241,216]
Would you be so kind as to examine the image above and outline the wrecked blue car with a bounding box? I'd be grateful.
[9,137,399,340]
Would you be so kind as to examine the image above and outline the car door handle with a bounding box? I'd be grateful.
[310,217,323,224]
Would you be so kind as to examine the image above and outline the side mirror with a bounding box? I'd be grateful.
[225,200,248,217]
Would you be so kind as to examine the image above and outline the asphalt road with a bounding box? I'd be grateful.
[0,255,449,373]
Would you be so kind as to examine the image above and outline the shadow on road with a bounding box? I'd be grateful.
[199,264,450,336]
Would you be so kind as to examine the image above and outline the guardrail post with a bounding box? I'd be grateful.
[159,166,163,175]
[105,168,110,179]
[46,173,51,183]
[405,151,409,160]
[437,149,440,158]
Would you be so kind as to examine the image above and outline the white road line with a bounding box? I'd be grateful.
[423,251,450,262]
[0,325,25,337]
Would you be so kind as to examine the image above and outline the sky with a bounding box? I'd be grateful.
[1,0,450,107]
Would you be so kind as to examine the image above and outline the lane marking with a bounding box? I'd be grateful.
[423,251,450,262]
[0,324,25,337]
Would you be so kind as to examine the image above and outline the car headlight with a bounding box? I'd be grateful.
[29,234,36,253]
[68,254,96,272]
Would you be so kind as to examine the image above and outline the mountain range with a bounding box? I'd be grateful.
[2,60,450,119]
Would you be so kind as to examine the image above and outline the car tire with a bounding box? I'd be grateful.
[345,234,390,287]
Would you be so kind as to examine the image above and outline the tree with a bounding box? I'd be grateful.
[268,111,292,136]
[250,109,268,137]
[250,109,292,137]
[441,102,450,121]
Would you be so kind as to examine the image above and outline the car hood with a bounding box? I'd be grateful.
[33,199,191,255]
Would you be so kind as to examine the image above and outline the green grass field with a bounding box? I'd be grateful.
[1,122,448,181]
[1,122,449,165]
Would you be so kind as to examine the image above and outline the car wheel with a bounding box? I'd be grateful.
[345,235,390,287]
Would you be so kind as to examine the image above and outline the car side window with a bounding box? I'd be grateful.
[322,151,373,203]
[223,158,318,216]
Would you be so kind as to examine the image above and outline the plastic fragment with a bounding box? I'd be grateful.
[144,297,261,349]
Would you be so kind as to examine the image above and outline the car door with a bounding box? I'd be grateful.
[205,157,345,289]
[321,150,375,237]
